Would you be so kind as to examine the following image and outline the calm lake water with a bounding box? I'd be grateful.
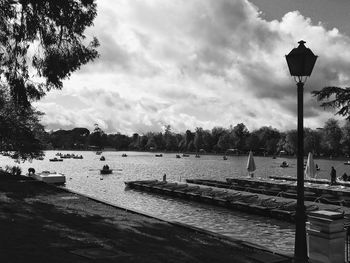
[1,150,349,254]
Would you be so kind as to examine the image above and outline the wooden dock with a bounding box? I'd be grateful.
[269,175,350,186]
[125,180,350,222]
[225,177,350,206]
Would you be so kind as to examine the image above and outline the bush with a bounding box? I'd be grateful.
[4,165,22,176]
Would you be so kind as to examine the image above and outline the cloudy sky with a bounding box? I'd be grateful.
[35,0,350,135]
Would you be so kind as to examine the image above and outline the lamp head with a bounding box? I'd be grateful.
[286,40,317,79]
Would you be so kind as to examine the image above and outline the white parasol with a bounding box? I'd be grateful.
[305,152,316,178]
[247,151,256,177]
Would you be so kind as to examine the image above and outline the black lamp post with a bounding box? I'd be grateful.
[286,41,317,262]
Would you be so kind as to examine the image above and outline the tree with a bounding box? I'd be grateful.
[0,0,99,106]
[202,130,214,152]
[129,133,140,150]
[246,132,260,152]
[194,127,204,152]
[0,0,99,160]
[322,119,342,156]
[341,121,350,155]
[284,130,297,155]
[304,128,322,156]
[184,130,194,151]
[211,126,226,152]
[253,126,281,155]
[0,88,44,160]
[217,132,231,152]
[231,123,249,151]
[313,86,350,120]
[111,133,131,150]
[89,124,105,149]
[164,125,177,151]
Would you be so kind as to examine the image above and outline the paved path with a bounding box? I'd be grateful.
[0,176,292,263]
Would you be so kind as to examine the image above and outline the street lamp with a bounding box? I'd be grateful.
[286,40,317,263]
[286,40,317,262]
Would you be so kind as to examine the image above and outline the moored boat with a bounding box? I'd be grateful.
[49,157,63,162]
[31,171,66,184]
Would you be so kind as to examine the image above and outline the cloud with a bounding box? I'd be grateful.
[35,0,350,135]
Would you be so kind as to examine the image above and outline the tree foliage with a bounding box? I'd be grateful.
[322,118,342,155]
[0,0,99,160]
[0,87,44,160]
[313,86,350,120]
[27,119,350,157]
[0,0,99,106]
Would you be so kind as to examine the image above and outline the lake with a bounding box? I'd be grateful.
[1,150,349,254]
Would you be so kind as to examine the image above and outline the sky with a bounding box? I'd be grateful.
[35,0,350,135]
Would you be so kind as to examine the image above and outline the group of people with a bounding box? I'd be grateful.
[102,164,110,170]
[330,166,349,184]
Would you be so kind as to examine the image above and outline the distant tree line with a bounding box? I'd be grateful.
[39,119,350,157]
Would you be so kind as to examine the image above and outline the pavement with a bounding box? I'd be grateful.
[0,174,292,263]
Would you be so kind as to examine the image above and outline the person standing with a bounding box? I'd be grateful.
[330,166,337,185]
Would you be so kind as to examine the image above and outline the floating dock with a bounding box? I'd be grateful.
[225,177,350,206]
[269,175,350,186]
[124,180,349,222]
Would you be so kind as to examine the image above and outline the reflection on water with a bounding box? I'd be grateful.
[3,150,346,254]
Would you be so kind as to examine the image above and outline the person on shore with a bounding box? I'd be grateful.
[163,173,167,182]
[341,172,348,182]
[330,166,337,185]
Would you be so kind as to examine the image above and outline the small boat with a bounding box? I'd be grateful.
[31,171,66,184]
[280,161,289,168]
[122,154,127,157]
[223,156,227,160]
[182,154,190,157]
[100,166,112,174]
[73,155,83,159]
[37,157,44,160]
[100,156,105,161]
[272,156,276,159]
[62,154,73,159]
[155,154,163,157]
[344,161,350,165]
[96,151,102,155]
[176,155,181,158]
[195,154,200,158]
[49,157,63,162]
